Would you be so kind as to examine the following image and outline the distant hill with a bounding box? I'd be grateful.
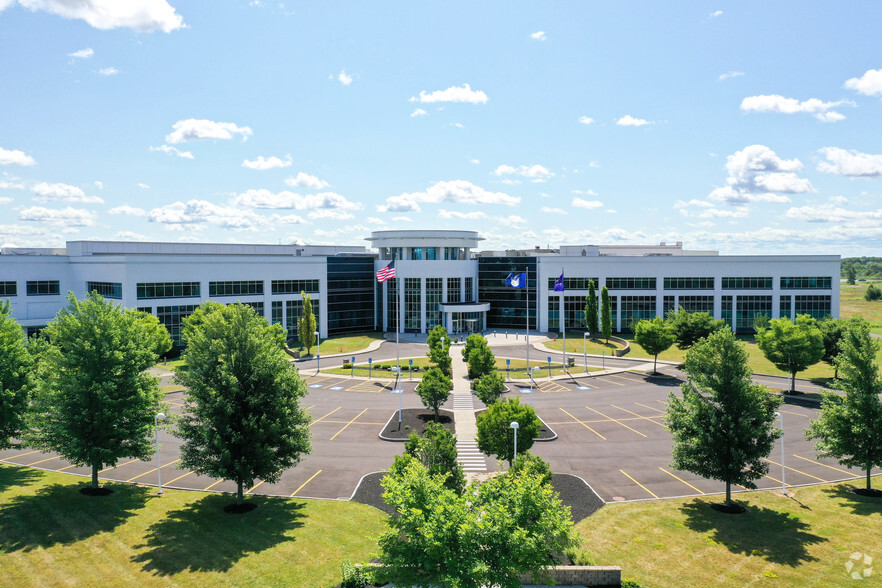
[842,257,882,281]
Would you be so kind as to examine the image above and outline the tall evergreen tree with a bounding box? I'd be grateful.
[28,293,171,491]
[0,300,31,449]
[807,319,882,494]
[298,291,317,354]
[585,280,599,335]
[665,329,782,509]
[600,286,612,342]
[176,303,312,507]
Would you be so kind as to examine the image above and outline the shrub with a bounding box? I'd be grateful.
[474,371,506,406]
[865,284,882,301]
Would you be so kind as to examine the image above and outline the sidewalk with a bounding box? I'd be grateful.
[450,350,488,476]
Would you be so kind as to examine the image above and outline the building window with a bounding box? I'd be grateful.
[241,301,265,316]
[137,307,152,315]
[86,281,122,299]
[272,300,283,325]
[620,296,656,331]
[137,282,200,300]
[425,247,438,260]
[156,305,198,346]
[722,277,772,290]
[546,277,599,290]
[548,296,585,331]
[285,299,320,342]
[444,247,463,260]
[606,277,656,290]
[780,277,832,289]
[779,296,792,320]
[209,281,263,297]
[26,326,45,338]
[386,278,399,331]
[446,277,461,302]
[327,256,374,335]
[663,277,714,290]
[271,279,319,294]
[464,277,474,302]
[0,281,17,297]
[427,278,442,330]
[405,278,421,332]
[721,296,733,329]
[735,295,772,331]
[27,281,60,296]
[478,257,536,330]
[795,295,831,319]
[411,247,423,260]
[663,296,675,315]
[678,295,714,314]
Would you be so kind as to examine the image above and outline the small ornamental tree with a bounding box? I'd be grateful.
[298,291,317,354]
[462,333,488,362]
[417,367,452,421]
[807,319,882,494]
[476,397,541,465]
[817,316,847,379]
[426,324,452,377]
[0,300,31,449]
[585,280,599,335]
[665,329,782,509]
[28,293,172,491]
[468,343,496,380]
[633,317,676,374]
[474,371,506,406]
[666,308,727,350]
[402,422,465,495]
[176,303,312,508]
[755,314,825,394]
[510,451,552,486]
[600,286,612,342]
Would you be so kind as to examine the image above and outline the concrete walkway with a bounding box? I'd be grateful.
[450,350,488,475]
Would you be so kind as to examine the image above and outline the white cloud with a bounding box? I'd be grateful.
[284,172,329,190]
[450,122,464,128]
[817,147,882,178]
[108,205,147,216]
[616,115,650,126]
[242,155,292,170]
[499,215,527,227]
[572,197,603,209]
[308,209,354,220]
[97,66,118,76]
[707,186,791,204]
[530,31,546,41]
[492,164,554,182]
[601,227,647,242]
[392,216,412,223]
[718,71,744,81]
[10,0,185,32]
[150,144,194,159]
[578,116,594,125]
[378,180,519,213]
[271,213,307,224]
[541,207,566,214]
[674,199,713,209]
[707,145,813,204]
[410,108,428,117]
[337,70,353,86]
[366,217,386,225]
[232,189,361,211]
[18,206,95,226]
[571,189,598,196]
[699,206,750,219]
[844,69,882,97]
[410,83,488,104]
[469,159,480,165]
[137,182,150,189]
[740,94,854,122]
[116,230,148,240]
[709,10,723,17]
[0,196,12,204]
[147,200,269,231]
[93,180,103,189]
[68,47,93,59]
[32,182,103,203]
[0,147,36,166]
[165,119,252,144]
[437,210,487,220]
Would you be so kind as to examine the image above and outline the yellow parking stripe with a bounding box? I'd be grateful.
[100,458,141,473]
[59,464,78,471]
[620,469,658,499]
[611,404,665,428]
[291,470,322,497]
[330,408,369,441]
[203,479,224,491]
[165,470,195,485]
[246,480,265,494]
[778,409,810,418]
[659,467,704,494]
[26,455,63,466]
[558,408,606,440]
[791,454,854,476]
[762,458,827,482]
[748,467,783,485]
[6,450,41,460]
[635,402,665,413]
[308,407,341,427]
[584,405,647,438]
[125,459,180,482]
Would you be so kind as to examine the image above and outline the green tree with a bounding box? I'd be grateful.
[807,319,882,493]
[0,300,31,449]
[665,329,782,508]
[585,280,599,335]
[865,284,882,301]
[402,422,465,494]
[378,458,576,587]
[755,314,825,394]
[633,317,676,374]
[600,286,612,342]
[176,303,312,507]
[298,291,317,354]
[847,265,857,285]
[666,307,727,350]
[468,343,496,380]
[474,371,506,406]
[510,451,552,486]
[426,324,452,377]
[476,397,541,465]
[28,293,172,490]
[461,333,487,362]
[817,316,847,379]
[417,367,452,422]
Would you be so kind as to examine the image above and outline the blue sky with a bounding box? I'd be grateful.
[2,1,882,255]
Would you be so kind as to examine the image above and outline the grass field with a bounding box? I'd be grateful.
[575,481,882,587]
[840,282,882,334]
[321,356,433,379]
[294,331,386,356]
[0,464,385,588]
[493,357,601,378]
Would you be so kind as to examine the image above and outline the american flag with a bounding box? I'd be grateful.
[376,260,396,283]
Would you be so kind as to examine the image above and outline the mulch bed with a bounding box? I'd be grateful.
[79,487,114,496]
[710,502,748,514]
[853,487,882,498]
[223,502,259,514]
[380,408,454,441]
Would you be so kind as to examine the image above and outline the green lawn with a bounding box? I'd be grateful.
[840,282,882,334]
[321,356,433,379]
[575,481,882,587]
[543,337,623,356]
[0,464,385,587]
[295,331,386,356]
[494,357,601,378]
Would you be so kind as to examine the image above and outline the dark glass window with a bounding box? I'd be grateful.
[546,277,599,290]
[663,277,714,290]
[779,296,792,319]
[405,278,421,332]
[156,305,198,346]
[386,278,399,331]
[285,299,320,342]
[137,307,152,315]
[795,295,831,319]
[0,281,17,296]
[722,277,772,290]
[606,277,656,290]
[780,277,832,289]
[241,301,265,316]
[547,296,585,330]
[86,281,122,299]
[621,296,656,331]
[27,281,60,296]
[663,296,675,315]
[478,257,537,330]
[272,300,283,325]
[735,295,772,331]
[678,295,714,314]
[209,281,263,297]
[464,277,474,302]
[721,296,733,329]
[271,279,320,294]
[137,282,200,299]
[327,256,374,334]
[427,278,442,330]
[446,278,461,302]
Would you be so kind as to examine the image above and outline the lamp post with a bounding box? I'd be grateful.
[583,332,589,373]
[776,411,786,496]
[315,330,320,375]
[510,421,519,465]
[154,412,166,494]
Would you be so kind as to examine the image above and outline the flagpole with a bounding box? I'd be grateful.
[526,266,530,378]
[561,267,566,371]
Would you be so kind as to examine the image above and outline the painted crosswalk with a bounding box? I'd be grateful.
[456,441,487,472]
[452,394,475,410]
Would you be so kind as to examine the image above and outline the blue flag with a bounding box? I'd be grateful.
[505,272,527,289]
[554,272,564,292]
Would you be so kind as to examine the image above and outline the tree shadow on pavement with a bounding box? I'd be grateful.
[132,493,305,575]
[680,499,825,565]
